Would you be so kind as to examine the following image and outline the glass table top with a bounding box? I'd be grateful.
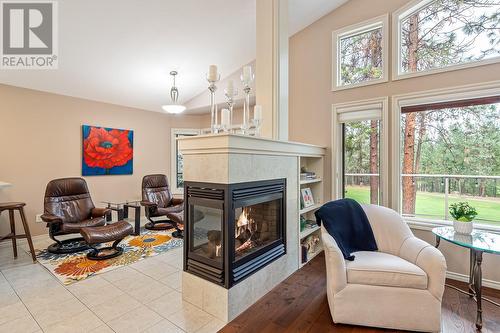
[432,226,500,254]
[101,200,141,207]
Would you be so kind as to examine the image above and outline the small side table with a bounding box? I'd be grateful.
[432,226,500,330]
[123,201,141,236]
[101,201,124,222]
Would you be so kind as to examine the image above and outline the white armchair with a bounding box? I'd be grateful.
[322,204,446,332]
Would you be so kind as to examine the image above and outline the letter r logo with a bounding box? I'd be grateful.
[2,2,53,54]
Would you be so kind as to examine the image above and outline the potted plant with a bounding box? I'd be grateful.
[449,202,478,234]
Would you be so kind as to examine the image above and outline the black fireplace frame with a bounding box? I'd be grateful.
[183,178,287,288]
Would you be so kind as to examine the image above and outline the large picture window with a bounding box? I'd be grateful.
[394,0,500,79]
[332,15,389,90]
[400,96,500,226]
[171,128,199,193]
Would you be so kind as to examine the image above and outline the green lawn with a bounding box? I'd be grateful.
[345,186,500,226]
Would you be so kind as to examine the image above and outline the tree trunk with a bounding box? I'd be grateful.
[402,112,417,214]
[402,13,419,215]
[412,112,427,200]
[369,120,379,204]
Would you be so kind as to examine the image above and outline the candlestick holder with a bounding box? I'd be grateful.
[224,88,238,133]
[252,118,262,137]
[207,74,221,134]
[240,74,254,135]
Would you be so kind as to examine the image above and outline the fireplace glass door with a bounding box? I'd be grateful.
[188,199,223,267]
[234,198,281,260]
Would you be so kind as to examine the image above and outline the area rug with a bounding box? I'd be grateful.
[35,228,183,285]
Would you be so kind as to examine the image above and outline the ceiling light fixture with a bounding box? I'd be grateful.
[162,70,186,114]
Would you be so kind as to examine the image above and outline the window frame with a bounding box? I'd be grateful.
[391,80,500,230]
[332,14,389,91]
[170,128,200,194]
[392,0,500,81]
[332,97,389,207]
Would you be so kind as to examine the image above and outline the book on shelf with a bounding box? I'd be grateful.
[300,171,316,180]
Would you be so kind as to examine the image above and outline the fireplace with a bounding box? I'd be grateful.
[183,179,286,288]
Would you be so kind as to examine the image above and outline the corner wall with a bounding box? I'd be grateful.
[0,84,206,236]
[289,0,500,285]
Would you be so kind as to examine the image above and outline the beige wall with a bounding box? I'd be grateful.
[0,84,205,236]
[289,0,500,284]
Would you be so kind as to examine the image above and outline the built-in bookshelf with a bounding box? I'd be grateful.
[298,155,324,268]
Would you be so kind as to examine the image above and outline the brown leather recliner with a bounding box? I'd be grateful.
[41,178,110,254]
[140,174,184,237]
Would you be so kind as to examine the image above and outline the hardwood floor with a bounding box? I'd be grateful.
[220,253,500,333]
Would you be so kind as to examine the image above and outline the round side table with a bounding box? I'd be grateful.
[432,226,500,330]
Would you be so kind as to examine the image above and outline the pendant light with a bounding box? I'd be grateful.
[162,71,186,114]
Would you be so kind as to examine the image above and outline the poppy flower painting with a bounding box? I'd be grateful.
[82,125,133,175]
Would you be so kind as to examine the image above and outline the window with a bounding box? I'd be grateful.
[332,97,388,206]
[171,129,199,193]
[332,15,389,90]
[399,96,500,226]
[394,0,500,78]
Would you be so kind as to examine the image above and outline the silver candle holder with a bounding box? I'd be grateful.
[224,88,238,133]
[207,74,221,134]
[252,118,262,137]
[240,72,254,135]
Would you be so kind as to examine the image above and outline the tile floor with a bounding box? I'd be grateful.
[0,234,225,333]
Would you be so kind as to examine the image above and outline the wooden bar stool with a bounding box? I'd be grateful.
[0,202,36,262]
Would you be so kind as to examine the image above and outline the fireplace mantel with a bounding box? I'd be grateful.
[179,133,325,322]
[178,133,325,157]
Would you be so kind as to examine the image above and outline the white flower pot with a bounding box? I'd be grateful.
[453,220,473,235]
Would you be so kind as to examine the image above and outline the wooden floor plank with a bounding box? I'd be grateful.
[220,252,500,333]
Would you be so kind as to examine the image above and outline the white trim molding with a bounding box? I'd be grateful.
[392,0,500,81]
[446,271,500,291]
[170,128,200,194]
[391,80,500,214]
[332,97,389,207]
[332,14,389,91]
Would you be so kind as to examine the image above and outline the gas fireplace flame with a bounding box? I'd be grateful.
[237,207,252,227]
[235,207,259,253]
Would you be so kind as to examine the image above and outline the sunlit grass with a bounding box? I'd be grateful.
[344,186,500,226]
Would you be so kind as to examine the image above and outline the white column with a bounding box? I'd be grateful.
[256,0,289,141]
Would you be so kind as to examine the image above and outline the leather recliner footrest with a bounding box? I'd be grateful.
[80,221,133,260]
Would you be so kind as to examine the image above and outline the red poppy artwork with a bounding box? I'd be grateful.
[82,125,133,175]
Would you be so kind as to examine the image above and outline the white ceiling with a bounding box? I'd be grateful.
[0,0,347,113]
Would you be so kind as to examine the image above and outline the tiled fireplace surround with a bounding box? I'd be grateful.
[178,134,324,322]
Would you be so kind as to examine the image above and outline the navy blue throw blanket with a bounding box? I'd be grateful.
[315,199,377,261]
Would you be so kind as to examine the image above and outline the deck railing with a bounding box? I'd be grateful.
[344,173,500,223]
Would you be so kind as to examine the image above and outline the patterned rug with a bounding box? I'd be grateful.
[35,228,183,285]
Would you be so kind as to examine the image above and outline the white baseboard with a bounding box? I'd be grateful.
[446,271,500,290]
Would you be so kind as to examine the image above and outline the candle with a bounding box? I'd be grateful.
[221,108,230,128]
[208,64,218,81]
[254,105,262,120]
[242,65,252,83]
[226,80,234,96]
